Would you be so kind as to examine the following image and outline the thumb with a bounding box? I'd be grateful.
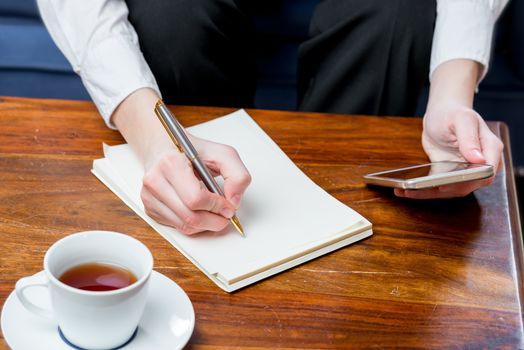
[201,143,251,209]
[453,112,486,163]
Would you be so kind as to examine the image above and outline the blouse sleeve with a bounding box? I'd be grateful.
[37,0,161,128]
[430,0,509,83]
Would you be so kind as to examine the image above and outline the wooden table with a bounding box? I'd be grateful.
[0,96,522,349]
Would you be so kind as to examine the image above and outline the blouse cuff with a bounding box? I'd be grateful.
[430,0,496,84]
[80,35,161,129]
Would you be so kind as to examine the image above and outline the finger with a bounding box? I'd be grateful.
[142,171,230,232]
[394,188,405,197]
[401,189,460,199]
[453,112,485,163]
[396,187,443,199]
[158,151,235,217]
[396,173,496,200]
[201,143,251,209]
[141,186,198,235]
[478,121,504,172]
[438,178,490,196]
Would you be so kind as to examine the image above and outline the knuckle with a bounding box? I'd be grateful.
[142,173,157,191]
[165,151,181,163]
[140,189,153,207]
[179,221,197,236]
[178,220,190,233]
[178,224,191,235]
[159,155,175,172]
[182,212,202,228]
[208,194,220,212]
[159,152,183,172]
[184,192,205,210]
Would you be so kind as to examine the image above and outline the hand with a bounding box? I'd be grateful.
[395,104,503,199]
[140,134,251,234]
[112,88,251,234]
[395,60,503,199]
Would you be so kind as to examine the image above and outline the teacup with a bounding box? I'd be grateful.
[15,230,153,350]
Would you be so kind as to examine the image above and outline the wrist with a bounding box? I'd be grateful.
[427,59,481,110]
[112,88,173,166]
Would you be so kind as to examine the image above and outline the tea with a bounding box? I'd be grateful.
[59,262,137,291]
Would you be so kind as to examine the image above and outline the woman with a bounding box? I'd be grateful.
[38,0,507,234]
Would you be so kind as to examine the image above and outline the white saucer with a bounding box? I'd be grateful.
[1,270,195,350]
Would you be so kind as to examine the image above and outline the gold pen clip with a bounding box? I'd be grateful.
[154,100,183,153]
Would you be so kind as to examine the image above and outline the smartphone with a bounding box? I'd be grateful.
[363,161,494,189]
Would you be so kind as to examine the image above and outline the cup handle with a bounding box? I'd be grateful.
[15,273,54,320]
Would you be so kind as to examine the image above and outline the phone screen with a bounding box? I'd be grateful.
[383,162,488,180]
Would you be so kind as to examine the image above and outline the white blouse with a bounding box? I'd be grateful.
[37,0,509,128]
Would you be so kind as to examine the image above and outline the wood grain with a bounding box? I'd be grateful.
[0,97,522,349]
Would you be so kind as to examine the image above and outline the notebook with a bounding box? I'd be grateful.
[92,109,372,292]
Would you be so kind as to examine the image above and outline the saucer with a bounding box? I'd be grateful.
[1,270,195,350]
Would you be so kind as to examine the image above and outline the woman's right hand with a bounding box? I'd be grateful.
[112,88,251,235]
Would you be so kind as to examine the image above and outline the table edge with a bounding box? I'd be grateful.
[499,122,524,329]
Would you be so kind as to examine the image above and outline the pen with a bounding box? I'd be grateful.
[154,100,245,237]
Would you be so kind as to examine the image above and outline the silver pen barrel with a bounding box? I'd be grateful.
[155,102,222,194]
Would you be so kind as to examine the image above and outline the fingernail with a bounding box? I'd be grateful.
[472,149,484,160]
[230,194,241,208]
[220,208,234,218]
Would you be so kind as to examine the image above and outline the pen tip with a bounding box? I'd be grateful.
[230,216,245,237]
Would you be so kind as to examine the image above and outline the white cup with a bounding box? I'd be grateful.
[15,231,153,350]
